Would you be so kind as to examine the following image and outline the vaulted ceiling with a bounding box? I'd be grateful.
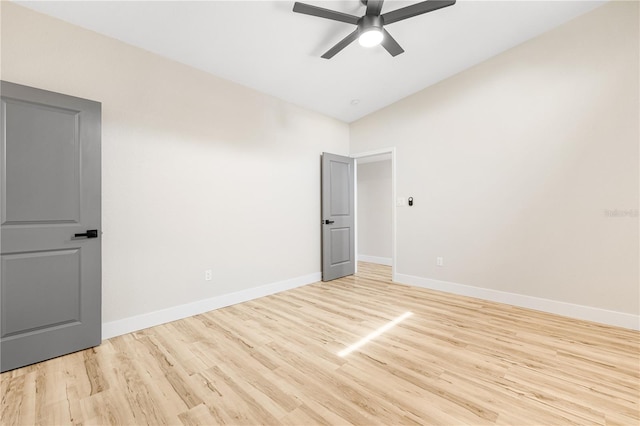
[16,0,607,122]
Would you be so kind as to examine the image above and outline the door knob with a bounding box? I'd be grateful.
[74,229,98,238]
[324,220,335,225]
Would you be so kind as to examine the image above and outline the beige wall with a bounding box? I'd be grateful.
[1,2,349,324]
[357,160,392,261]
[351,1,639,316]
[2,1,638,330]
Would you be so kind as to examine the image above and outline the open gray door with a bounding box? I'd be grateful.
[1,81,101,372]
[321,152,355,281]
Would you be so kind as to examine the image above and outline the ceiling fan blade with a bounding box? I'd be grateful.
[366,0,384,16]
[381,29,404,57]
[381,0,455,25]
[321,29,360,59]
[293,2,360,25]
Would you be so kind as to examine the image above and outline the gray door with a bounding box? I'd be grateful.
[0,81,101,372]
[321,152,355,281]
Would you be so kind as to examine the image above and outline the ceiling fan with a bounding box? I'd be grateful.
[292,0,456,59]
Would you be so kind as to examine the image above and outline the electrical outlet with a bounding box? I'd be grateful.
[436,257,444,267]
[204,269,212,281]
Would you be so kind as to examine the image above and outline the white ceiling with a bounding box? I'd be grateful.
[15,0,606,122]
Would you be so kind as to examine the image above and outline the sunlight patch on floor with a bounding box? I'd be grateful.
[338,311,413,357]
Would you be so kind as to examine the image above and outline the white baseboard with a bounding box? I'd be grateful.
[395,273,640,331]
[358,255,392,266]
[103,270,638,339]
[102,272,321,340]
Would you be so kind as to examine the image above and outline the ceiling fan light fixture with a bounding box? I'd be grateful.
[358,28,383,47]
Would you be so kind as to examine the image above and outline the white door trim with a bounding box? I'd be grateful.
[351,147,397,281]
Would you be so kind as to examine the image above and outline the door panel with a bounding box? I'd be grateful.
[330,228,351,264]
[0,81,101,372]
[3,99,81,224]
[321,153,355,281]
[329,161,350,216]
[2,250,81,338]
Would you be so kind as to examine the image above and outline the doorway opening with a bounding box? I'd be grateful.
[353,148,396,281]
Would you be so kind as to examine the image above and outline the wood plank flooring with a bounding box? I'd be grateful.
[1,262,639,425]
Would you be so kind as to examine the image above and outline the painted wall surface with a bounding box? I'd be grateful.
[351,2,639,315]
[1,2,349,323]
[357,160,392,261]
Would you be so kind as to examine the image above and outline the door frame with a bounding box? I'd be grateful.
[351,147,396,281]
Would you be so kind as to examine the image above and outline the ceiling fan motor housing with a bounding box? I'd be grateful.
[358,15,384,34]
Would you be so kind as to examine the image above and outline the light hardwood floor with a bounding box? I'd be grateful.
[1,262,639,425]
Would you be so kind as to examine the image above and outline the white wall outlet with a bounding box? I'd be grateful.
[436,257,444,267]
[204,269,212,281]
